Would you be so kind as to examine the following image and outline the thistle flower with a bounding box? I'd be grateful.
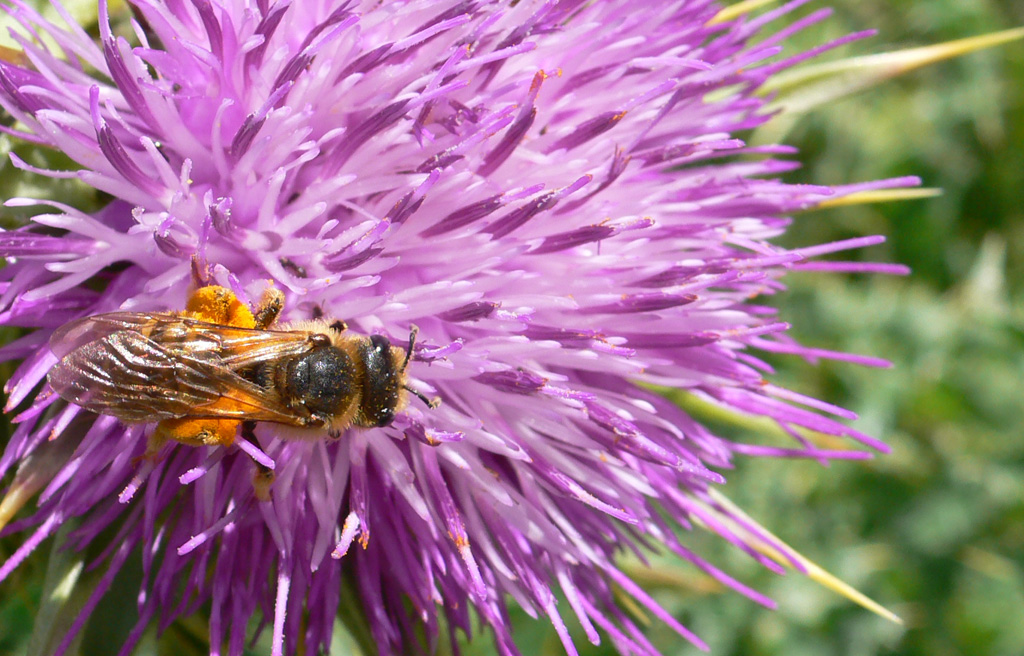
[0,1,914,655]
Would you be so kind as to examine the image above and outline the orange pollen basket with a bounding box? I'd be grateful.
[153,286,255,447]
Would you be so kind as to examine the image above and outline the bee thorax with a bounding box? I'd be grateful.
[282,345,359,418]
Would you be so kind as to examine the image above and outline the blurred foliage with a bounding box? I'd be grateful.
[1,1,1023,656]
[753,4,1024,655]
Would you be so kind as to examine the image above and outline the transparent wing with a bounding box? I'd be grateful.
[48,315,321,425]
[50,312,314,367]
[50,312,170,359]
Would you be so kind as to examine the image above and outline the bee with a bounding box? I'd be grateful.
[47,283,437,483]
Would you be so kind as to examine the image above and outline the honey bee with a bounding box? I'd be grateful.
[47,283,437,472]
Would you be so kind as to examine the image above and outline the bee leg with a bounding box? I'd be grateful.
[156,418,237,447]
[278,257,307,278]
[145,431,169,460]
[241,421,275,501]
[252,461,275,503]
[252,286,285,329]
[190,255,214,288]
[308,304,348,332]
[131,429,169,468]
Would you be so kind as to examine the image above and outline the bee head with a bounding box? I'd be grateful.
[354,334,405,427]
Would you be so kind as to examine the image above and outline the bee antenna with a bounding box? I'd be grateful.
[400,326,439,409]
[404,384,440,409]
[401,324,419,373]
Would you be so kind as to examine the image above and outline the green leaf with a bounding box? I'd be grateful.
[26,521,87,656]
[761,28,1024,114]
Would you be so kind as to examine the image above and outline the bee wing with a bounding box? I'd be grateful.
[49,317,321,425]
[50,329,207,421]
[50,312,313,366]
[49,312,173,359]
[147,320,316,370]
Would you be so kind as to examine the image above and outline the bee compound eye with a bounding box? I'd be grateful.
[369,334,390,354]
[377,407,395,427]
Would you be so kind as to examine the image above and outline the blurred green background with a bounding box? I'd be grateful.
[715,4,1024,656]
[1,1,1023,656]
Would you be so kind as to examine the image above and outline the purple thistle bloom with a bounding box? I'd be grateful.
[0,1,914,655]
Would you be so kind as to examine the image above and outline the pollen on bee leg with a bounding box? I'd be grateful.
[184,285,257,329]
[156,417,240,447]
[252,285,285,329]
[252,463,275,502]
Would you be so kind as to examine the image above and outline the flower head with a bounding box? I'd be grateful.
[0,1,911,655]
